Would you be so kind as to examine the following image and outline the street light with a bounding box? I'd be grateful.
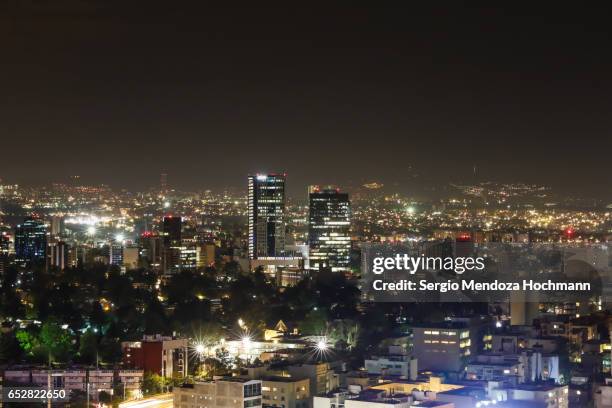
[241,336,252,350]
[195,344,205,355]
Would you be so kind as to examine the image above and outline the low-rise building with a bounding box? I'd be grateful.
[465,355,523,385]
[412,318,484,375]
[173,378,262,408]
[117,369,144,400]
[365,354,417,380]
[88,369,114,396]
[490,383,569,408]
[121,334,189,378]
[261,376,310,408]
[2,367,144,402]
[594,378,612,408]
[287,363,339,396]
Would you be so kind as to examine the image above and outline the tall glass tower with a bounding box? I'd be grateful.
[308,186,351,272]
[248,174,286,260]
[162,215,182,273]
[14,216,48,264]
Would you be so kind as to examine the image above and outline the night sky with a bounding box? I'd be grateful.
[1,2,611,198]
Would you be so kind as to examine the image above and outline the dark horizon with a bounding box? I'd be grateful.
[1,3,611,199]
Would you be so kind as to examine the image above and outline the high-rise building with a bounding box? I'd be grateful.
[196,243,216,268]
[180,241,197,270]
[163,216,182,273]
[308,186,351,272]
[0,232,10,275]
[248,174,286,260]
[162,216,182,246]
[108,242,123,266]
[122,246,139,270]
[140,231,163,270]
[0,232,10,257]
[14,217,47,264]
[48,241,69,270]
[49,216,65,238]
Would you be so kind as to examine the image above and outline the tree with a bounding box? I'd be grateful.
[300,308,328,335]
[98,390,112,404]
[78,330,98,365]
[69,390,88,408]
[143,295,169,334]
[141,372,165,396]
[39,321,74,363]
[99,336,122,364]
[0,331,23,363]
[15,328,39,355]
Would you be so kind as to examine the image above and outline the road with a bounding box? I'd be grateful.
[118,393,173,408]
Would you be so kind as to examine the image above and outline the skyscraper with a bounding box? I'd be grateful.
[248,174,286,260]
[308,186,351,272]
[140,231,163,270]
[49,216,65,238]
[48,241,70,270]
[14,216,48,264]
[108,242,124,266]
[162,215,182,273]
[0,233,9,257]
[162,216,182,246]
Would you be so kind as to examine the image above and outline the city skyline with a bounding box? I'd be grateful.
[1,3,611,198]
[1,4,611,407]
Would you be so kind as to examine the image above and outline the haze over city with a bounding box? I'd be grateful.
[1,2,611,198]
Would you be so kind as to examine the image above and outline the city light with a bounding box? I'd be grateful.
[195,343,205,355]
[87,225,96,236]
[241,335,252,350]
[309,336,331,361]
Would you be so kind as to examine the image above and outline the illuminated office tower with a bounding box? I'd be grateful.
[163,216,182,273]
[140,231,163,270]
[308,186,351,271]
[0,233,9,274]
[14,217,47,264]
[109,242,124,266]
[248,174,286,260]
[48,241,69,270]
[180,242,197,270]
[0,233,10,257]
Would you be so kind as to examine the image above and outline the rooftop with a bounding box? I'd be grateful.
[412,402,457,407]
[510,383,564,392]
[412,322,469,330]
[262,376,307,383]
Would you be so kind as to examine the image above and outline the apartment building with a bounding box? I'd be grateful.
[261,376,310,408]
[174,377,262,408]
